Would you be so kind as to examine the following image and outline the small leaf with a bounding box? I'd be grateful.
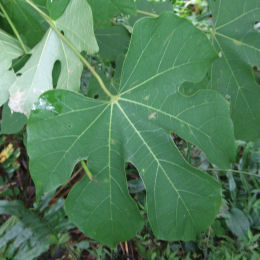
[8,0,98,116]
[0,29,23,107]
[208,0,260,141]
[28,13,236,246]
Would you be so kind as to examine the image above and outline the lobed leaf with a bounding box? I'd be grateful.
[28,13,236,246]
[8,0,98,116]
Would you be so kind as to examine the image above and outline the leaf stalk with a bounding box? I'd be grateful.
[137,9,158,18]
[0,2,28,53]
[81,161,94,181]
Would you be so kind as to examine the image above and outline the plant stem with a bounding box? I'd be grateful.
[0,2,28,53]
[137,9,158,18]
[25,0,113,98]
[206,168,260,178]
[81,161,94,181]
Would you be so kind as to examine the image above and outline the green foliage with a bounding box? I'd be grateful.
[0,199,73,260]
[0,0,259,254]
[0,0,47,47]
[88,0,136,27]
[46,0,70,20]
[208,0,260,141]
[0,103,27,134]
[95,25,130,61]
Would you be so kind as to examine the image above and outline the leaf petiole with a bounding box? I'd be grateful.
[81,161,94,181]
[137,9,158,18]
[0,3,28,53]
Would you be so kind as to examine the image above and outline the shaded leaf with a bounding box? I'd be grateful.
[0,103,27,134]
[0,0,47,47]
[89,0,136,28]
[226,208,250,239]
[96,25,130,61]
[46,0,70,20]
[0,199,72,260]
[208,0,260,141]
[8,0,98,116]
[27,13,235,246]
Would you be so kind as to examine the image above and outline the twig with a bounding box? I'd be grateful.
[125,241,130,260]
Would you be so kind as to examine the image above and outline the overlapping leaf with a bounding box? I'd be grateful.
[0,29,23,107]
[95,25,130,61]
[0,0,47,47]
[88,0,136,27]
[28,13,236,246]
[8,0,98,116]
[208,0,260,141]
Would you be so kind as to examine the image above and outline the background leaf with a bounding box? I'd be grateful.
[0,0,47,47]
[88,0,136,28]
[207,0,260,141]
[96,25,130,61]
[0,103,27,135]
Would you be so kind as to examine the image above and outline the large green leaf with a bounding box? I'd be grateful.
[8,0,98,116]
[0,29,23,107]
[0,0,47,48]
[27,13,236,246]
[88,0,136,28]
[207,0,260,141]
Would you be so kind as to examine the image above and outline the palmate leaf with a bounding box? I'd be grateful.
[8,0,98,116]
[208,0,260,141]
[0,29,23,107]
[27,13,236,246]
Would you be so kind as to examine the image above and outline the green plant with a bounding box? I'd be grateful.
[0,0,259,249]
